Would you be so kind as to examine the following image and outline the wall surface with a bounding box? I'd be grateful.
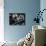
[4,0,40,42]
[0,0,4,42]
[40,0,46,26]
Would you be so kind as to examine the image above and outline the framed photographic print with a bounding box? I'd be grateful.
[9,13,25,25]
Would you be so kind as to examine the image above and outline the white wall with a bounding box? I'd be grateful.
[0,0,4,42]
[40,0,46,26]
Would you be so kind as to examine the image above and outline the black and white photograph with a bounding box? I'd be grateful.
[9,13,25,25]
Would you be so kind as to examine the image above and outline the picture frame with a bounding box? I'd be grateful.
[9,13,25,25]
